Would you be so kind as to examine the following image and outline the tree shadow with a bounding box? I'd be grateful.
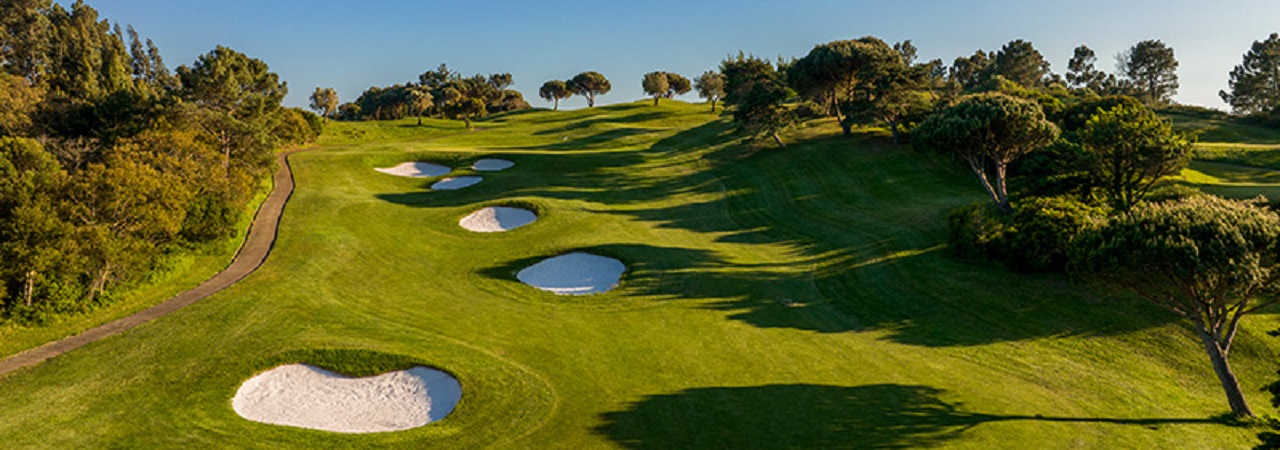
[594,384,1217,449]
[372,112,1179,347]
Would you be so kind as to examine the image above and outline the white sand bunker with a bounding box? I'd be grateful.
[516,252,626,295]
[375,161,451,178]
[232,364,462,433]
[460,206,537,232]
[472,158,514,171]
[432,176,482,190]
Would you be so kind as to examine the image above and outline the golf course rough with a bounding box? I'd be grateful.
[231,364,462,433]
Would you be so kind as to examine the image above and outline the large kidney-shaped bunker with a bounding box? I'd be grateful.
[516,252,626,295]
[232,364,462,433]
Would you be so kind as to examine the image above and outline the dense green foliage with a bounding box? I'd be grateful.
[568,71,612,107]
[1118,39,1180,105]
[1071,195,1280,417]
[694,70,725,112]
[1078,104,1193,209]
[537,79,571,110]
[913,92,1059,211]
[721,53,795,147]
[0,1,307,321]
[348,64,528,123]
[1221,33,1280,115]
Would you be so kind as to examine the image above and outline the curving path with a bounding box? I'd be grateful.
[0,149,306,377]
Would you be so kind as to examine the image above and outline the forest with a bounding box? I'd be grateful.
[0,0,318,321]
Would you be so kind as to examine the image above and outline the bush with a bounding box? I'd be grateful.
[947,197,1108,272]
[947,202,1010,260]
[1003,196,1109,272]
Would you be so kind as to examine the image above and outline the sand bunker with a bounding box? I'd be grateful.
[471,158,514,171]
[516,252,626,295]
[459,207,537,232]
[432,176,482,190]
[232,364,462,433]
[375,162,451,178]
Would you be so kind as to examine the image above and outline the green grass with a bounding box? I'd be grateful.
[1,101,1279,448]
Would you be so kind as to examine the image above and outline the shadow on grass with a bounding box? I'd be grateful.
[374,112,1179,347]
[594,384,1217,449]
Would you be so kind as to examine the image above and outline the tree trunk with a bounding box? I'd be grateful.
[87,265,111,304]
[417,116,422,126]
[710,99,716,112]
[889,120,902,145]
[993,162,1010,210]
[464,116,473,130]
[772,132,785,148]
[23,270,35,307]
[653,96,660,106]
[1197,328,1253,417]
[966,158,1009,213]
[220,130,231,176]
[554,98,559,111]
[587,94,595,107]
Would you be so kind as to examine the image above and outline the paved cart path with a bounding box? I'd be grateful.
[0,149,305,377]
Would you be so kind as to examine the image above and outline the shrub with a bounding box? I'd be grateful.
[946,202,1010,260]
[1003,196,1109,272]
[947,197,1108,272]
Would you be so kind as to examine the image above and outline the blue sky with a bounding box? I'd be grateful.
[90,0,1280,110]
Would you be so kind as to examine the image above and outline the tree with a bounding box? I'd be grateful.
[308,87,338,122]
[721,54,794,147]
[567,71,610,107]
[1220,33,1280,115]
[538,80,571,110]
[845,60,935,145]
[694,70,725,112]
[1077,104,1192,210]
[912,93,1059,212]
[407,88,433,126]
[1071,195,1280,418]
[1117,40,1179,105]
[993,39,1050,88]
[666,72,691,99]
[893,40,918,65]
[788,37,899,135]
[1066,45,1107,92]
[176,45,286,173]
[949,50,994,91]
[642,71,669,106]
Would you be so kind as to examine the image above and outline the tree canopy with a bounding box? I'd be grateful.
[538,80,571,110]
[1077,103,1192,210]
[694,71,725,112]
[568,71,611,107]
[913,92,1059,212]
[722,53,794,147]
[1220,33,1280,115]
[308,87,339,121]
[1066,45,1107,92]
[641,71,670,106]
[1071,195,1280,418]
[1118,39,1179,105]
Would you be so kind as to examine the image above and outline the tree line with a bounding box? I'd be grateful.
[0,0,316,321]
[326,64,530,128]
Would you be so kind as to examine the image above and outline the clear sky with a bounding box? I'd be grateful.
[89,0,1280,111]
